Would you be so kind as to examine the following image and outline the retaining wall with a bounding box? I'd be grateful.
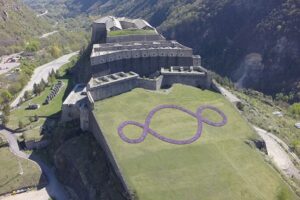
[89,112,130,193]
[89,78,138,101]
[92,56,194,77]
[162,73,211,89]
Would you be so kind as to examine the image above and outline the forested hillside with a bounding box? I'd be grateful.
[0,0,52,55]
[23,0,300,99]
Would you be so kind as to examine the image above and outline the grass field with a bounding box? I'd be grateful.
[108,29,157,37]
[0,147,42,194]
[7,79,68,140]
[94,84,298,200]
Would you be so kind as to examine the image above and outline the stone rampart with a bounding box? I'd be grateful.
[92,56,194,78]
[88,72,139,101]
[137,76,163,90]
[89,111,130,194]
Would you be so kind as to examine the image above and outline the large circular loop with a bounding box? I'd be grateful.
[117,105,227,145]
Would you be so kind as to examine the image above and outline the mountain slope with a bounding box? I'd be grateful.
[0,0,51,55]
[23,0,300,98]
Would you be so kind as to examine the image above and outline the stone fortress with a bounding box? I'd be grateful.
[61,16,213,193]
[62,16,212,131]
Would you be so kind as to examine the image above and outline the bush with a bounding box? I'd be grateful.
[289,103,300,117]
[236,102,245,111]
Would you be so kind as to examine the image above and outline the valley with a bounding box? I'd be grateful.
[0,0,299,200]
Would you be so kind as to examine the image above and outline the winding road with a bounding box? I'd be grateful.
[10,52,78,108]
[0,128,68,200]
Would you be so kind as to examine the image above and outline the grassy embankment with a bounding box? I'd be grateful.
[94,84,298,200]
[7,56,77,142]
[0,147,42,195]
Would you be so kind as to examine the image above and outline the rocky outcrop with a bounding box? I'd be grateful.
[54,133,126,200]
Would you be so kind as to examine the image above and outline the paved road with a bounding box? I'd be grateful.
[11,52,78,108]
[0,128,68,200]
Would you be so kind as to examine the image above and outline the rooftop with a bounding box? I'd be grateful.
[94,16,155,32]
[63,84,87,105]
[161,66,206,75]
[88,72,138,88]
[108,29,157,37]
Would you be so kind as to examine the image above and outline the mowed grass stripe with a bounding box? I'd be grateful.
[94,84,298,200]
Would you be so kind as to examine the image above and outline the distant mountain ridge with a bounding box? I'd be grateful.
[0,0,51,55]
[23,0,300,98]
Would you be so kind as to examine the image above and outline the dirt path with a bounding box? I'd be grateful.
[254,126,300,179]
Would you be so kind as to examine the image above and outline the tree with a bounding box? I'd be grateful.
[18,121,25,129]
[50,45,62,58]
[1,90,12,103]
[2,115,9,126]
[2,104,10,116]
[24,91,30,100]
[25,39,40,52]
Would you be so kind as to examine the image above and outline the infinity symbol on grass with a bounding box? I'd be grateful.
[118,105,227,145]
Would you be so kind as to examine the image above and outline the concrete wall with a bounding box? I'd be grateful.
[106,34,165,43]
[162,73,211,89]
[62,104,80,121]
[92,23,107,44]
[89,78,138,101]
[137,76,163,90]
[89,112,130,194]
[92,56,194,77]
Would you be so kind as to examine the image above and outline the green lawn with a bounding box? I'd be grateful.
[8,79,69,142]
[0,147,42,194]
[94,84,298,200]
[108,29,157,37]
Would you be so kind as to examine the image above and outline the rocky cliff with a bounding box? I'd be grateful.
[54,133,126,200]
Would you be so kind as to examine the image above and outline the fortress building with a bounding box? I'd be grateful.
[61,16,213,194]
[62,16,211,128]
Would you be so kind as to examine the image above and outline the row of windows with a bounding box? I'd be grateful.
[96,52,191,63]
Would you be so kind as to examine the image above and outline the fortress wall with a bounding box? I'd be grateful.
[91,48,193,66]
[106,34,165,43]
[137,76,163,90]
[92,56,194,77]
[94,41,186,52]
[62,104,80,121]
[89,78,138,101]
[162,74,211,89]
[89,111,130,193]
[92,24,107,44]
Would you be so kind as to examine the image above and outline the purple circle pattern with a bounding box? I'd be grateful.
[118,105,227,145]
